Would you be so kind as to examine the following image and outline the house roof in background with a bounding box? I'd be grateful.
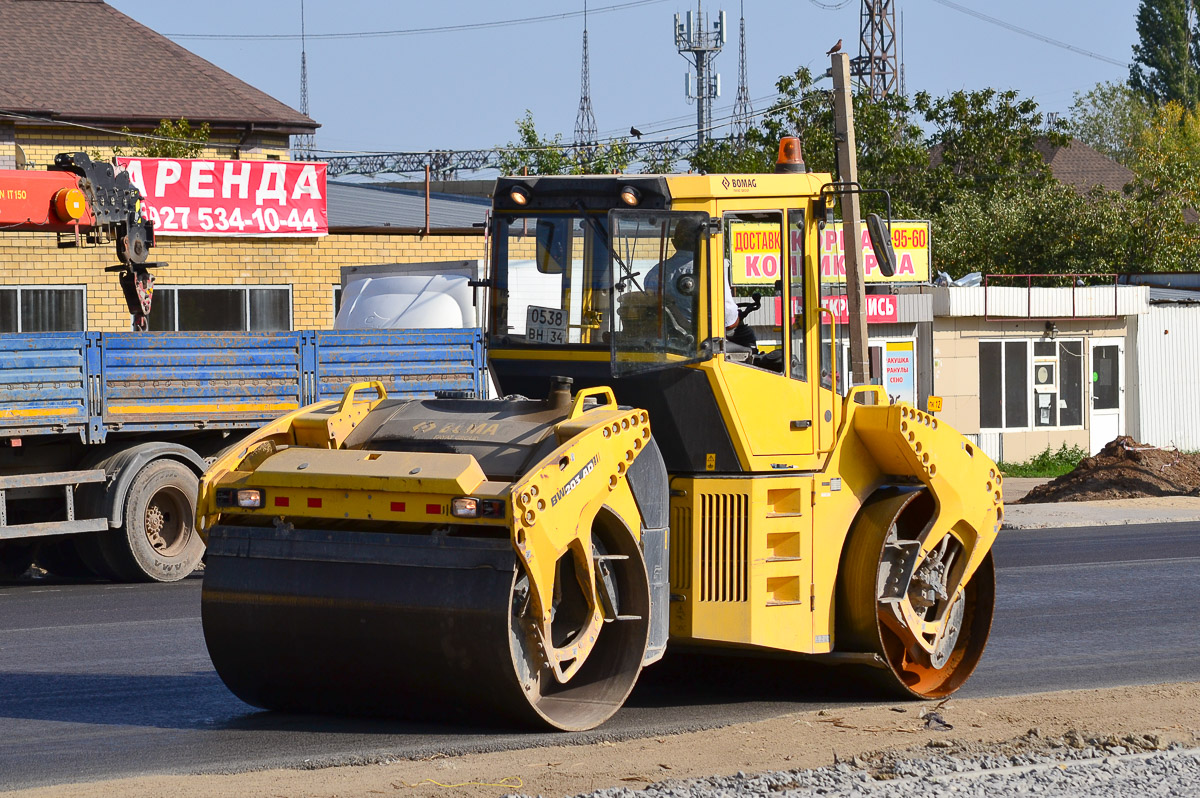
[0,0,316,132]
[1034,139,1135,195]
[929,138,1134,196]
[328,182,491,231]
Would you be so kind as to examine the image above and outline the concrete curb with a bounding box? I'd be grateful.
[1001,499,1200,530]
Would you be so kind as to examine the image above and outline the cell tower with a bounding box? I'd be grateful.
[851,0,898,101]
[574,1,598,149]
[675,2,727,146]
[731,1,752,140]
[293,0,316,159]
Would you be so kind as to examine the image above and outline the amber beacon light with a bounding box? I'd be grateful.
[774,136,805,174]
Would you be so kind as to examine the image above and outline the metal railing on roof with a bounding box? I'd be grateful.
[982,273,1120,320]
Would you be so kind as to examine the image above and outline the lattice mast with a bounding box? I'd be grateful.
[574,1,599,149]
[851,0,898,101]
[293,0,316,159]
[731,1,752,140]
[675,1,727,146]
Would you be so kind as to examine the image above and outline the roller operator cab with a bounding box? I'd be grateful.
[196,157,1003,732]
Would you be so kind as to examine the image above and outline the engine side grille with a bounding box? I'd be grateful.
[670,504,692,590]
[699,492,748,602]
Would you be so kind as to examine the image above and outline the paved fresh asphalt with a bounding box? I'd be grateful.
[1,522,1197,790]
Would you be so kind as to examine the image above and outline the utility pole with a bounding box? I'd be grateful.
[831,52,870,391]
[675,2,726,146]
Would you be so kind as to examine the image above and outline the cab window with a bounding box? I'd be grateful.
[787,209,807,382]
[608,210,710,375]
[489,214,611,347]
[725,210,786,371]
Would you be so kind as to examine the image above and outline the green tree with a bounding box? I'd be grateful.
[496,110,631,175]
[112,118,210,158]
[688,67,928,216]
[913,88,1068,215]
[1069,82,1152,167]
[496,111,570,175]
[574,139,634,175]
[1123,100,1200,268]
[1130,0,1200,106]
[934,181,1136,276]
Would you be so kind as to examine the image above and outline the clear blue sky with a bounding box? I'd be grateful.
[106,0,1138,157]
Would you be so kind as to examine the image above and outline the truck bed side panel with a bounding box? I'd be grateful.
[313,329,484,401]
[0,333,89,438]
[100,332,305,431]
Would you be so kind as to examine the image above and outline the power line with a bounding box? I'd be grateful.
[167,0,670,41]
[319,90,827,178]
[928,0,1127,67]
[600,89,781,139]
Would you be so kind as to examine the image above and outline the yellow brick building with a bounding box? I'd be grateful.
[0,230,486,332]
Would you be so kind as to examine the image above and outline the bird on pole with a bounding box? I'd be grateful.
[826,38,843,55]
[630,126,643,139]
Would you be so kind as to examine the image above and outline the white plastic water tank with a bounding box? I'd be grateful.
[334,273,476,330]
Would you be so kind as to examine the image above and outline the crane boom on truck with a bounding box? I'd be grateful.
[194,136,1003,731]
[0,152,160,329]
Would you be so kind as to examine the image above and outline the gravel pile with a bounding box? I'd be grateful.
[510,730,1199,798]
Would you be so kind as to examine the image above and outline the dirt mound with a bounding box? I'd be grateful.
[1018,436,1200,503]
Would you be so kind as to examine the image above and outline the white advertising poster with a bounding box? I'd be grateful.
[884,340,916,406]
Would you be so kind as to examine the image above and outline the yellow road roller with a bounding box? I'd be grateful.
[195,147,1001,731]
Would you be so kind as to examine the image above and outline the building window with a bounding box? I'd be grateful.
[333,285,342,316]
[0,286,86,332]
[979,339,1083,430]
[147,286,292,331]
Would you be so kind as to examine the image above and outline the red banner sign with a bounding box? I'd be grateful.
[773,293,899,325]
[116,158,328,237]
[819,294,899,324]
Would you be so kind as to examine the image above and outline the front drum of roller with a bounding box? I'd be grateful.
[201,523,650,730]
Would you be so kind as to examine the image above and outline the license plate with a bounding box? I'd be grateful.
[526,305,567,344]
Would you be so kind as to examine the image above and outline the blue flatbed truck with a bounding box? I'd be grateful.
[0,328,484,581]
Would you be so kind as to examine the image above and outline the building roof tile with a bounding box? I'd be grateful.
[1033,138,1135,195]
[0,0,316,132]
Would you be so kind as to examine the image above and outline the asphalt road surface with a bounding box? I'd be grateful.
[1,522,1197,790]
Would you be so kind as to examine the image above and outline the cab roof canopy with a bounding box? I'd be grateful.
[0,0,317,135]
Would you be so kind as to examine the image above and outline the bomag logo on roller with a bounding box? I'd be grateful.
[413,420,501,437]
[722,176,757,191]
[551,454,600,507]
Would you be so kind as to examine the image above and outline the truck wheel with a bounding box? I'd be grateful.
[0,541,34,580]
[99,460,204,582]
